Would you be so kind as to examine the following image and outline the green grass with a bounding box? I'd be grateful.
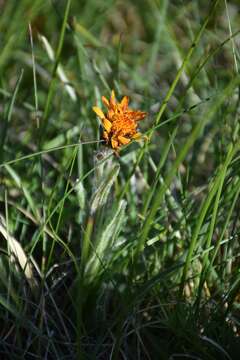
[1,0,240,359]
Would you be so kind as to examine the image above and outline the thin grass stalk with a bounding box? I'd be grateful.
[195,142,239,310]
[0,141,102,169]
[46,147,79,272]
[138,75,240,259]
[142,126,178,217]
[208,178,240,287]
[40,0,72,142]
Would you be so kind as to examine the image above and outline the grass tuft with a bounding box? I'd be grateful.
[0,0,240,358]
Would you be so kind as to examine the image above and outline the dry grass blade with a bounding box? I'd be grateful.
[39,34,77,102]
[0,214,38,293]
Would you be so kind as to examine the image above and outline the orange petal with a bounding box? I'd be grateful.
[128,110,147,121]
[118,135,130,145]
[132,132,141,139]
[93,106,105,120]
[102,118,112,132]
[110,90,116,107]
[103,131,109,142]
[108,109,115,121]
[102,96,109,108]
[111,137,118,149]
[120,96,129,111]
[135,111,147,121]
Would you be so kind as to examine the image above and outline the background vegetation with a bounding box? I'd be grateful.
[0,0,240,358]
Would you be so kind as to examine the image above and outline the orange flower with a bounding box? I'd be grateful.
[93,90,147,150]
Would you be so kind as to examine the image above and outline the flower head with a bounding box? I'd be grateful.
[93,90,147,150]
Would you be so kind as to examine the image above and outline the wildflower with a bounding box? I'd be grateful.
[93,90,147,150]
